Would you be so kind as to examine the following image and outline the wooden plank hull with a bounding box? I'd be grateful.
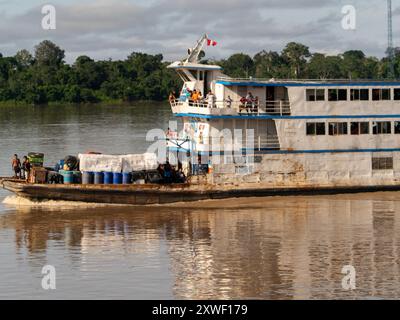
[3,178,400,205]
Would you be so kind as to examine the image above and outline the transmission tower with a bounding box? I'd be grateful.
[388,0,395,78]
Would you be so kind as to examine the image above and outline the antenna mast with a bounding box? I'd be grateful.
[185,34,208,63]
[388,0,395,78]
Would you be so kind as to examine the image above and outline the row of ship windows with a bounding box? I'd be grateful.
[372,157,393,170]
[306,121,400,136]
[305,88,400,102]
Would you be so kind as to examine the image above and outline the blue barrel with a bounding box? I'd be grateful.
[113,172,123,185]
[122,172,132,184]
[94,172,104,184]
[104,172,113,184]
[82,172,94,185]
[62,171,74,184]
[72,171,82,184]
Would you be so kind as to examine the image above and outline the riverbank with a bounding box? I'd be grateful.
[0,99,167,108]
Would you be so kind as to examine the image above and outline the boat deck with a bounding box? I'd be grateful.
[3,179,400,205]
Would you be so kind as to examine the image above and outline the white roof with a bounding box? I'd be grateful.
[168,61,222,71]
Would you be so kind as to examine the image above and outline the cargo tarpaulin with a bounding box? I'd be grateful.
[79,154,122,173]
[79,153,158,172]
[120,153,158,172]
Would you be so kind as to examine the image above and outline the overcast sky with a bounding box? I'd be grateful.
[0,0,398,63]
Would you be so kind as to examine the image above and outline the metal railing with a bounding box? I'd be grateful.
[170,99,291,116]
[256,136,280,150]
[165,135,280,151]
[216,76,396,83]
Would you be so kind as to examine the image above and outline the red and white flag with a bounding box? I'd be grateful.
[207,38,217,46]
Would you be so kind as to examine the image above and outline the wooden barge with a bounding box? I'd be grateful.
[3,177,400,205]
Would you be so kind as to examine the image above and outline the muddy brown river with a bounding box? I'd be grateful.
[0,103,399,299]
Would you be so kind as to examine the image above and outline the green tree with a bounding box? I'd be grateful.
[281,42,311,78]
[342,50,365,79]
[73,55,106,89]
[221,53,254,78]
[34,40,65,66]
[306,53,344,79]
[253,50,288,78]
[15,49,33,70]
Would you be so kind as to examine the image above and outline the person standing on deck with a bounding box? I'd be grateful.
[166,127,172,140]
[197,91,203,107]
[168,92,176,103]
[252,96,259,113]
[206,91,215,108]
[225,95,233,108]
[21,156,31,181]
[246,92,254,114]
[11,154,21,178]
[191,90,199,106]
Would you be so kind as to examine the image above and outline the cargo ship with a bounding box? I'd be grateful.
[3,34,400,205]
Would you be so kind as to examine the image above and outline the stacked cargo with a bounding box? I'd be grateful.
[22,152,161,186]
[27,153,47,183]
[78,153,158,185]
[28,152,44,167]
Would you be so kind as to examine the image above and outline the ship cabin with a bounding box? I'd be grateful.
[167,38,400,170]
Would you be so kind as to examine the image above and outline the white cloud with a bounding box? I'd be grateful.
[0,0,395,63]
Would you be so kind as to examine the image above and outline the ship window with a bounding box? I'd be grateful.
[372,88,391,101]
[316,89,325,101]
[306,89,325,101]
[372,89,379,100]
[338,89,347,100]
[306,122,325,135]
[372,121,391,134]
[328,89,347,101]
[328,89,337,101]
[382,89,391,100]
[372,157,393,170]
[394,89,400,100]
[306,89,315,101]
[351,122,369,135]
[350,89,369,101]
[329,122,348,135]
[394,122,400,134]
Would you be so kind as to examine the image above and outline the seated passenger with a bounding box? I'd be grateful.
[163,161,173,184]
[176,169,186,183]
[157,164,164,178]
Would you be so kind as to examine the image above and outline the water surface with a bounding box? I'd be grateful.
[1,103,400,299]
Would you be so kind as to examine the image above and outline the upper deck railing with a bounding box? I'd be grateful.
[170,99,291,116]
[216,76,400,84]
